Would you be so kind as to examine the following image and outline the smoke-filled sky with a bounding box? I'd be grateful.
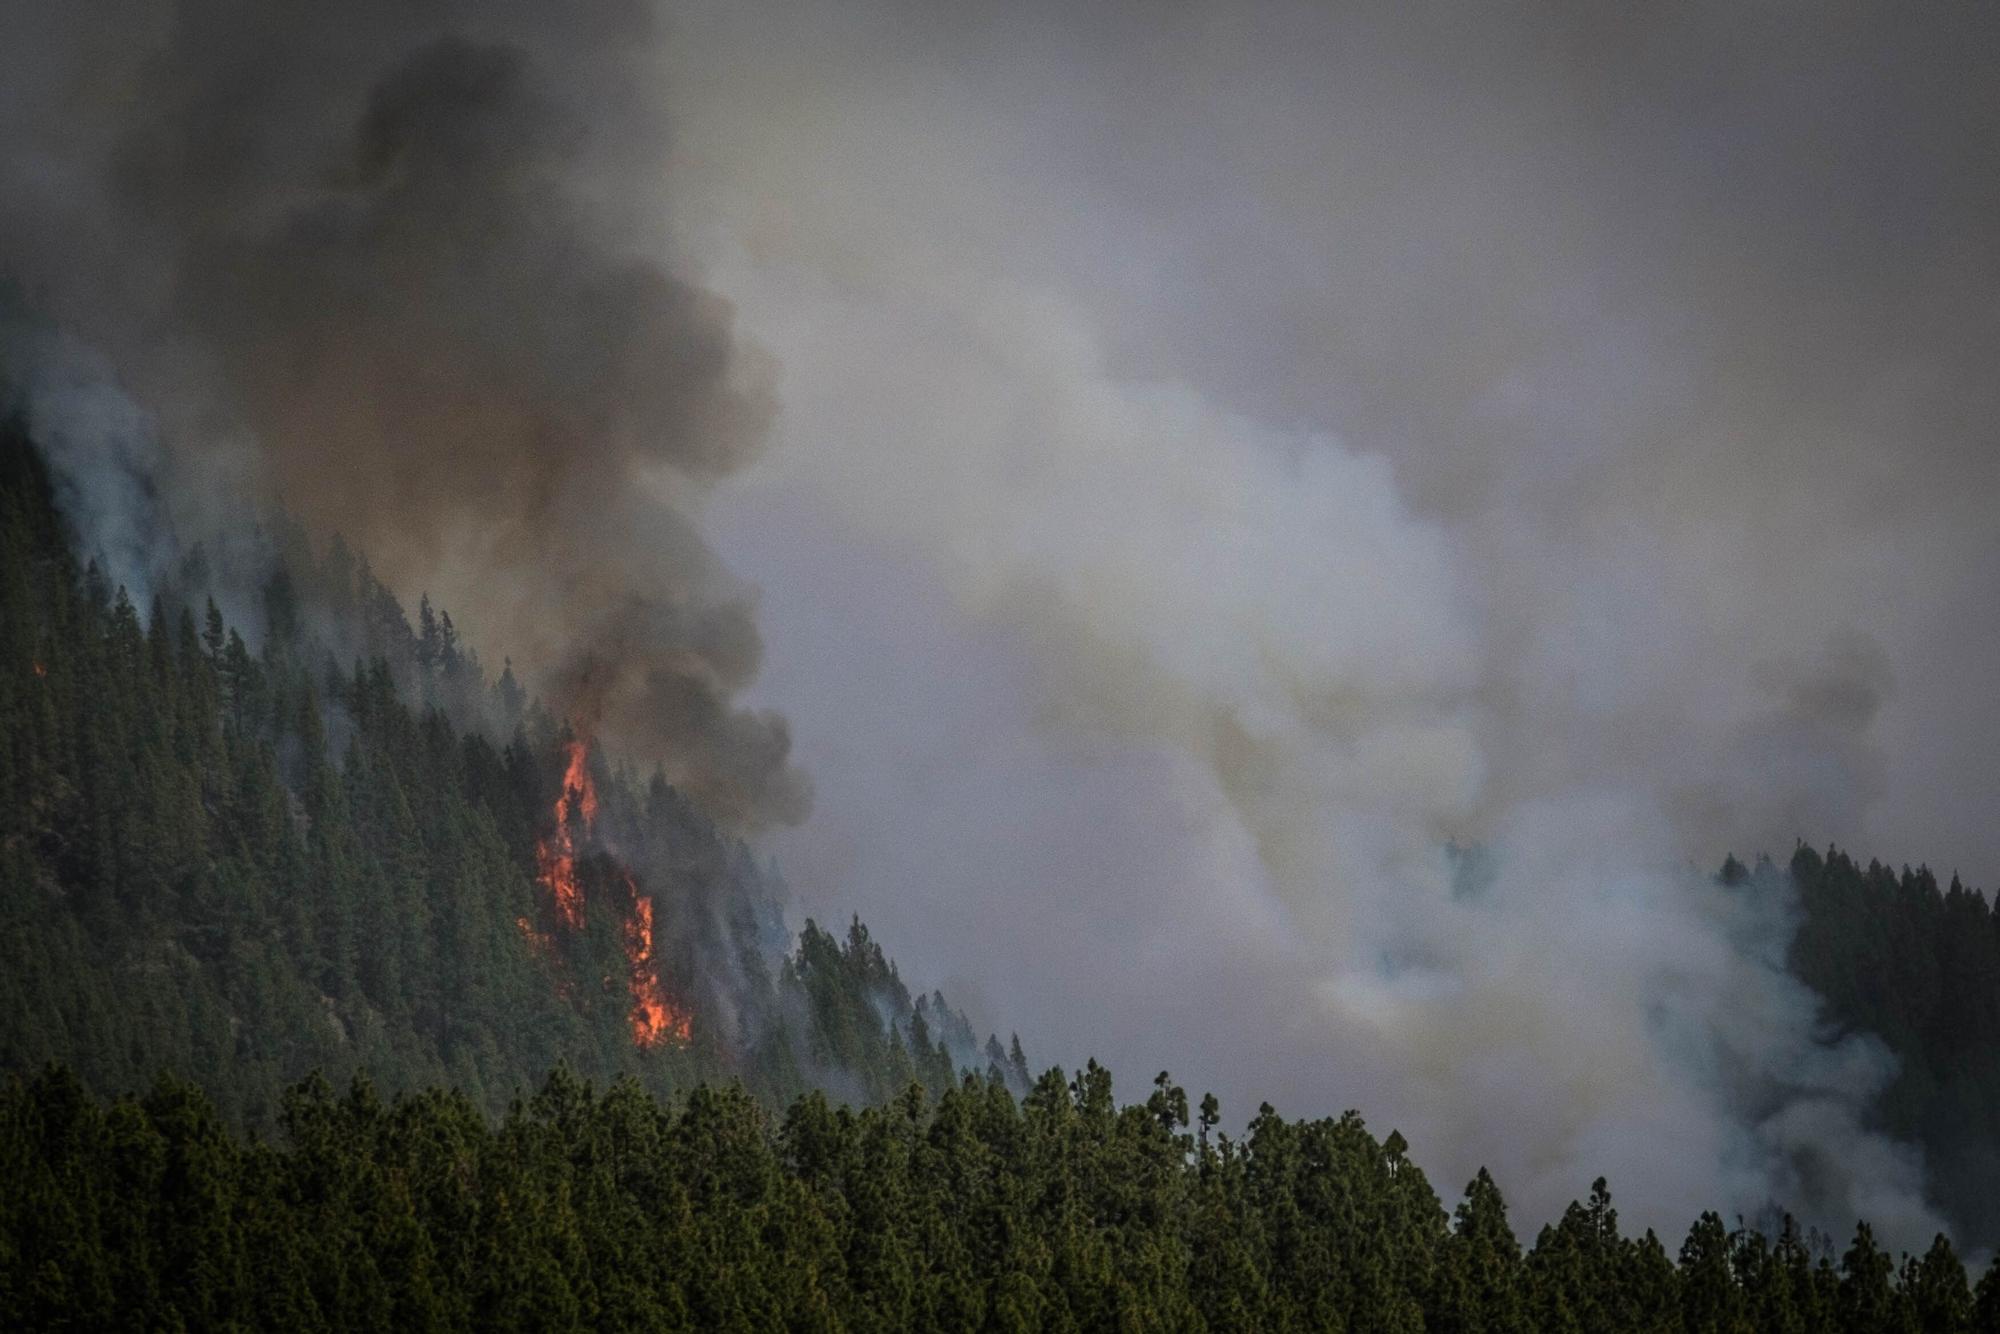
[667,0,2000,1242]
[7,0,1999,1245]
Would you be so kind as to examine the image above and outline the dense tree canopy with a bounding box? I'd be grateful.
[4,1063,1998,1332]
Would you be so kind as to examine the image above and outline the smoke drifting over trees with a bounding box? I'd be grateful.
[657,0,1997,1246]
[1,0,806,826]
[7,0,1999,1256]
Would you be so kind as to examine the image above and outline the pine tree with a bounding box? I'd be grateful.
[1432,1168,1527,1334]
[1904,1233,1972,1334]
[1840,1221,1908,1334]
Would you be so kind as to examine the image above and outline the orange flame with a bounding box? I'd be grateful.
[32,661,46,677]
[533,739,594,930]
[527,736,691,1048]
[621,872,691,1047]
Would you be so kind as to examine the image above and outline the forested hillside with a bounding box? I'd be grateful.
[0,417,1017,1130]
[1777,848,2000,1247]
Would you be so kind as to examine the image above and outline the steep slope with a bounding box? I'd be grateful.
[0,418,1018,1127]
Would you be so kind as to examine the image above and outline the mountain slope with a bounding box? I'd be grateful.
[0,417,1014,1127]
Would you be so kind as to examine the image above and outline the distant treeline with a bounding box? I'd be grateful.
[3,1060,1997,1332]
[1777,847,2000,1247]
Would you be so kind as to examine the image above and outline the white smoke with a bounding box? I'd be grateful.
[0,310,173,608]
[701,246,1941,1242]
[648,0,1990,1244]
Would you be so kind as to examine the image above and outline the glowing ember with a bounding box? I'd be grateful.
[515,914,569,994]
[31,661,46,677]
[516,914,552,954]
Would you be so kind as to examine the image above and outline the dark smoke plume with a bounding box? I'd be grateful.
[0,0,809,826]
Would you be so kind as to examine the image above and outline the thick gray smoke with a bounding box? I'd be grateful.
[0,0,807,826]
[655,0,1993,1246]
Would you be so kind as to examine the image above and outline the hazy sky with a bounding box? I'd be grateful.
[6,0,1997,1244]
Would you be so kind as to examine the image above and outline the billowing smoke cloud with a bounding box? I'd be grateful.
[650,0,1994,1245]
[707,262,1942,1242]
[0,0,807,825]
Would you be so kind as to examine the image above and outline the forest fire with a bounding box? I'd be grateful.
[534,739,595,929]
[528,737,692,1047]
[620,872,690,1047]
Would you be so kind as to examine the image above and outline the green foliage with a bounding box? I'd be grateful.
[1776,844,2000,1244]
[1,1064,1990,1332]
